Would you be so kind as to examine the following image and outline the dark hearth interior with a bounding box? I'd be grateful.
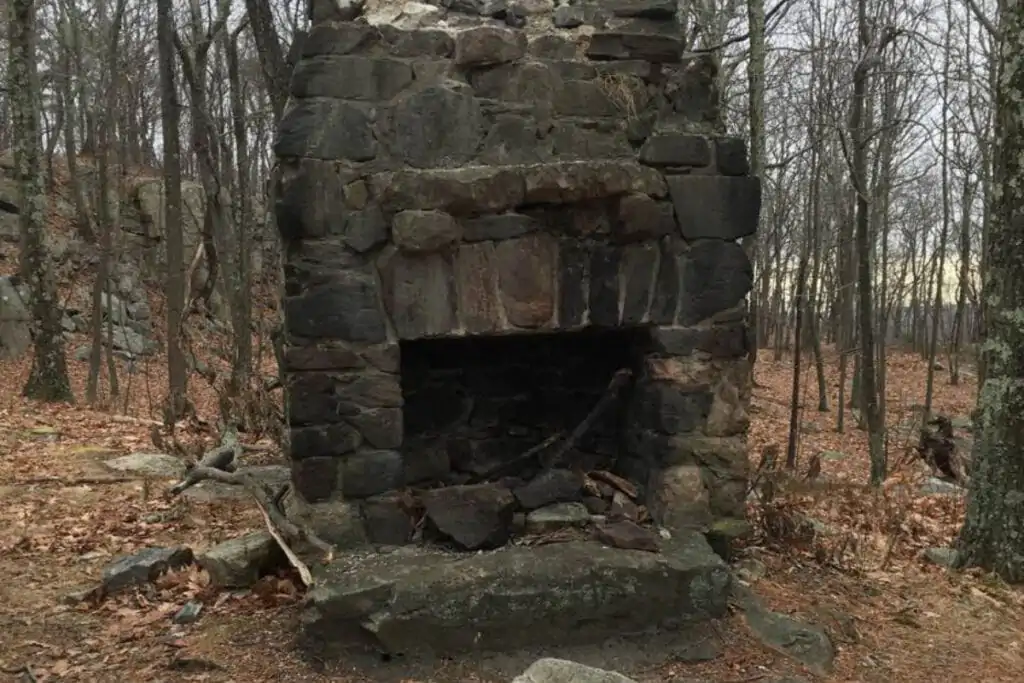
[400,327,648,486]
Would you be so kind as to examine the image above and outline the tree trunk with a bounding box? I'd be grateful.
[10,0,73,403]
[956,2,1024,582]
[157,0,189,421]
[850,2,885,484]
[744,0,766,386]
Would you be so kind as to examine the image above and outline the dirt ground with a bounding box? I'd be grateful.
[1,345,1022,682]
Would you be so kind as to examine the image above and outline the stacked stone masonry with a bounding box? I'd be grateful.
[274,0,761,548]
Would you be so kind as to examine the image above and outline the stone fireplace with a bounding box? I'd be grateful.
[275,0,759,557]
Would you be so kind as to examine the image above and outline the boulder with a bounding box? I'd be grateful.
[511,658,638,683]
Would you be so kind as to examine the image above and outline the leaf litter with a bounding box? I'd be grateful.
[0,336,1021,682]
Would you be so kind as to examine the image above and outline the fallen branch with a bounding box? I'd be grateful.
[169,430,242,494]
[167,466,334,581]
[14,476,135,487]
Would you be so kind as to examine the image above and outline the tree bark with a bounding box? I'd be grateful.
[955,0,1024,583]
[157,0,189,422]
[10,0,73,403]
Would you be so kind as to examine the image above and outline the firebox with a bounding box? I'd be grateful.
[400,327,647,485]
[275,7,759,553]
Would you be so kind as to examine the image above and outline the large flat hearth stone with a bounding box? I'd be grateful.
[299,531,731,658]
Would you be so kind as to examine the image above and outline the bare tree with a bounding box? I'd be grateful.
[158,0,190,422]
[10,0,73,403]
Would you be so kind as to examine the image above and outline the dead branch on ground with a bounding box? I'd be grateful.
[167,431,334,586]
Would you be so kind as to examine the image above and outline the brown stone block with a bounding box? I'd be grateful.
[646,464,713,532]
[455,242,503,334]
[643,355,716,389]
[495,234,556,328]
[379,248,458,339]
[705,359,751,437]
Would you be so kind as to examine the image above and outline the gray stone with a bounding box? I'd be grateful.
[514,468,583,510]
[552,5,584,28]
[512,658,638,683]
[101,546,194,595]
[558,244,589,327]
[173,600,204,624]
[384,27,454,57]
[100,291,131,325]
[525,502,592,533]
[284,270,388,343]
[346,407,403,449]
[463,213,540,242]
[920,476,964,496]
[384,86,485,168]
[549,122,632,160]
[373,166,526,214]
[586,32,684,63]
[300,21,380,57]
[481,115,551,164]
[522,161,667,204]
[421,483,516,550]
[639,134,711,167]
[342,205,388,253]
[924,546,959,568]
[608,0,676,19]
[588,245,621,326]
[283,493,369,549]
[594,519,661,552]
[104,452,187,479]
[650,323,750,359]
[289,424,363,461]
[380,250,458,338]
[290,370,401,425]
[274,99,376,161]
[339,449,404,498]
[616,194,677,242]
[529,34,577,59]
[107,325,157,357]
[678,240,753,326]
[392,210,462,253]
[554,80,618,117]
[196,531,285,588]
[667,175,761,241]
[715,137,749,175]
[742,603,836,676]
[362,492,415,545]
[620,242,659,324]
[182,465,292,504]
[454,26,527,66]
[634,382,713,434]
[704,517,753,561]
[300,533,729,657]
[290,56,414,101]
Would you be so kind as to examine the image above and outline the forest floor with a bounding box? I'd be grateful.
[0,342,1022,682]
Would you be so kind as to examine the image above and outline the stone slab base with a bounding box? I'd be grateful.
[299,531,731,659]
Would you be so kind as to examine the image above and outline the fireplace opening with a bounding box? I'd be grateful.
[396,326,662,551]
